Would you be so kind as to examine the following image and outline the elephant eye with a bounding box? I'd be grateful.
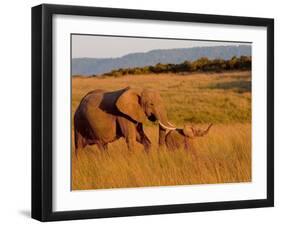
[150,103,154,106]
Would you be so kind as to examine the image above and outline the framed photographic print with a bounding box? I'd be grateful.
[32,4,274,221]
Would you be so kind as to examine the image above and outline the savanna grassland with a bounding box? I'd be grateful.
[72,71,251,190]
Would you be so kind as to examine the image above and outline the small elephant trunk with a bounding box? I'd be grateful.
[197,124,213,136]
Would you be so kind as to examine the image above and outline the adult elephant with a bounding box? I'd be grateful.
[74,87,175,155]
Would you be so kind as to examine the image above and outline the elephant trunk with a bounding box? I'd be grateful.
[196,124,213,136]
[154,108,176,130]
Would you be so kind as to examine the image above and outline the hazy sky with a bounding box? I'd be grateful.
[72,34,249,59]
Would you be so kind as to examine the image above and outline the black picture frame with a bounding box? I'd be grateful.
[32,3,274,222]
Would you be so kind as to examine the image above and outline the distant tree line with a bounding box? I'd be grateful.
[102,56,251,77]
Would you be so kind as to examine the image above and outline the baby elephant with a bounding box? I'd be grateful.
[165,124,213,151]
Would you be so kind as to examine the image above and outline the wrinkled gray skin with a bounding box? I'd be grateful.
[74,87,175,155]
[164,124,213,151]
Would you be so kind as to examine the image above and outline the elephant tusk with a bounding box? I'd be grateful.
[167,121,176,128]
[159,121,176,130]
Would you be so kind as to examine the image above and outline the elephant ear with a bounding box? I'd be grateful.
[116,88,146,123]
[183,125,195,138]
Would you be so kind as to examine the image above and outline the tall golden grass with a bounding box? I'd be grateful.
[71,71,251,190]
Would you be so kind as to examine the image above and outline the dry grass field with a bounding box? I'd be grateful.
[71,71,251,190]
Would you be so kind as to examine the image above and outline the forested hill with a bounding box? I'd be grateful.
[72,45,251,76]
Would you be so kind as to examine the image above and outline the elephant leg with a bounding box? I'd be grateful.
[158,125,166,150]
[125,131,136,151]
[184,138,198,159]
[117,117,137,151]
[183,137,189,151]
[136,123,151,152]
[158,126,166,148]
[136,135,151,152]
[97,142,108,152]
